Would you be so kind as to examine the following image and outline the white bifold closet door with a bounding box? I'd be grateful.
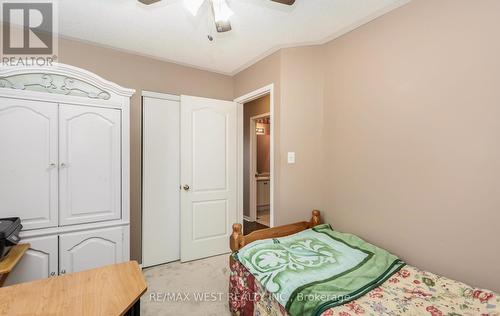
[142,95,180,267]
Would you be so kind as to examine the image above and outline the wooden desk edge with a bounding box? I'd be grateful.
[120,260,148,316]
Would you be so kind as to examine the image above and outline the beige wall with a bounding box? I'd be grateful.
[279,46,326,224]
[58,37,234,263]
[243,95,270,217]
[322,0,500,291]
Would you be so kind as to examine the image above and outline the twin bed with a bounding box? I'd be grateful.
[228,211,499,316]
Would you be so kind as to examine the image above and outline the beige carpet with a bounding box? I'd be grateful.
[141,254,232,316]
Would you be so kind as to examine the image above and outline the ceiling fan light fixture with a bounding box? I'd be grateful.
[184,0,205,16]
[214,20,232,33]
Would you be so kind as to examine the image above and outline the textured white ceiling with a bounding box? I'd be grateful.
[57,0,409,75]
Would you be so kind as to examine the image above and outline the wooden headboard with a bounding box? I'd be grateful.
[229,210,321,252]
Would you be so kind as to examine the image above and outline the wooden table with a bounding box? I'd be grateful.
[0,243,30,287]
[0,261,147,316]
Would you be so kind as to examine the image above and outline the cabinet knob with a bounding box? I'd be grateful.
[48,163,56,169]
[60,269,66,275]
[183,184,190,191]
[60,163,67,168]
[50,272,56,277]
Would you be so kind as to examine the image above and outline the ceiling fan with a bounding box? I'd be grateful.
[138,0,295,33]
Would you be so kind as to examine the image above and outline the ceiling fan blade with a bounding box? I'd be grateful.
[270,0,295,5]
[138,0,162,4]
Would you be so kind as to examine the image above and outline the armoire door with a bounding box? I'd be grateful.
[180,95,238,262]
[59,104,122,226]
[0,97,58,230]
[4,235,58,286]
[59,227,124,274]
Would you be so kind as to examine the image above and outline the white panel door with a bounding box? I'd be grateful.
[59,227,124,274]
[180,95,237,262]
[142,96,180,267]
[0,97,58,230]
[4,235,58,286]
[59,104,121,226]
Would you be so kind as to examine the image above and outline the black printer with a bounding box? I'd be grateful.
[0,217,22,260]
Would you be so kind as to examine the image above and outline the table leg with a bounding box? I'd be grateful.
[126,298,140,316]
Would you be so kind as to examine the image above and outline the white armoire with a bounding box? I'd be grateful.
[0,63,134,285]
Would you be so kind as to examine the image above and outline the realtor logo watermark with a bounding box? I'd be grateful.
[1,0,58,66]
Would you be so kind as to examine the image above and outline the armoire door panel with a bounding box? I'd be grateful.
[59,227,124,274]
[59,104,122,226]
[4,235,58,286]
[0,97,58,230]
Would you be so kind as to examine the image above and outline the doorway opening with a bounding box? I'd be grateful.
[250,113,271,228]
[236,88,274,235]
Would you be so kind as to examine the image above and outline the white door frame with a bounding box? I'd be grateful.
[234,84,275,228]
[249,112,271,223]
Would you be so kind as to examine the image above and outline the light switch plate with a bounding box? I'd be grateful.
[287,152,296,164]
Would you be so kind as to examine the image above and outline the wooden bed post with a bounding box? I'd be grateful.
[310,209,321,228]
[230,223,243,252]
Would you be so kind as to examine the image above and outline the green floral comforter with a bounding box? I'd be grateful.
[234,224,405,316]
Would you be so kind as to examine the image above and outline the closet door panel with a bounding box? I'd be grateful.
[59,227,124,274]
[142,96,180,267]
[59,104,121,226]
[0,97,58,230]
